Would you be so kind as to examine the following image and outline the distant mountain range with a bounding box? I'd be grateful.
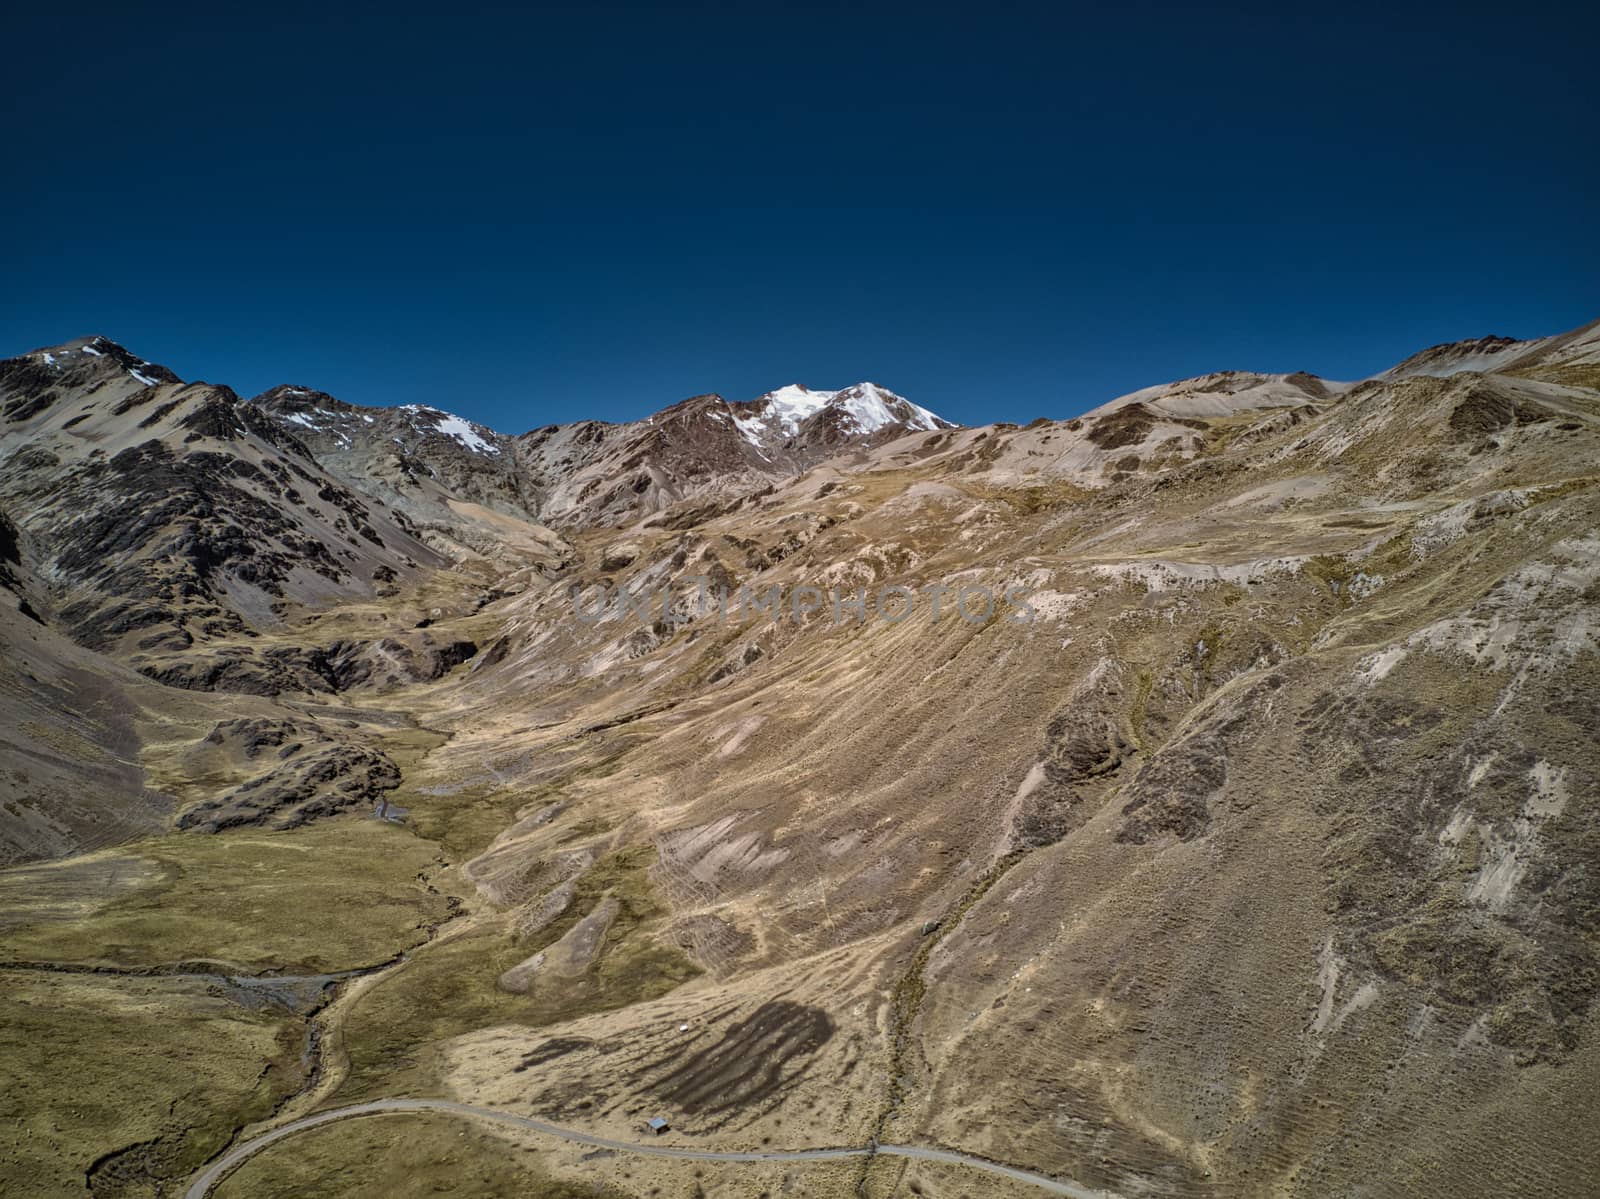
[3,320,1596,669]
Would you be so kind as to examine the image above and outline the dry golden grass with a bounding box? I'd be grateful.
[0,819,454,973]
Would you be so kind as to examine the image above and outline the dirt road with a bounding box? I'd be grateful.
[184,1096,1113,1198]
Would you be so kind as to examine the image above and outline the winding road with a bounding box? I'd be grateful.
[185,1097,1112,1198]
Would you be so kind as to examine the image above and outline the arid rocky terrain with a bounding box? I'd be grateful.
[2,319,1598,1197]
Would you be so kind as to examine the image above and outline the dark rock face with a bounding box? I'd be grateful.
[1445,382,1549,439]
[1115,724,1231,843]
[31,437,356,649]
[1284,370,1331,399]
[1086,401,1155,449]
[0,507,37,621]
[136,649,335,696]
[1114,678,1270,845]
[136,634,478,696]
[1013,664,1138,849]
[0,357,63,423]
[177,732,401,831]
[178,391,248,440]
[1,353,445,658]
[0,508,20,569]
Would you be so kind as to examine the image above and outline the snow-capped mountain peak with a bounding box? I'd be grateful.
[829,382,945,435]
[23,335,180,390]
[730,382,952,455]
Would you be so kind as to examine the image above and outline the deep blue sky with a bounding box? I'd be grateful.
[4,1,1596,431]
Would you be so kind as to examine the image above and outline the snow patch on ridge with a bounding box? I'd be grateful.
[763,384,835,435]
[434,413,500,455]
[732,412,770,449]
[400,404,501,455]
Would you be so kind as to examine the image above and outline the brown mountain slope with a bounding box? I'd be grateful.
[350,352,1599,1195]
